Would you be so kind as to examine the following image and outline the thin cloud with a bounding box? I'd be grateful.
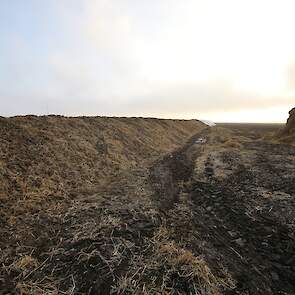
[0,0,294,121]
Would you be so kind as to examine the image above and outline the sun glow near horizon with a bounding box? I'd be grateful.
[136,0,295,92]
[0,0,294,122]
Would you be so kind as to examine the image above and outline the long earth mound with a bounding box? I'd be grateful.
[0,116,206,293]
[0,116,203,218]
[277,107,295,144]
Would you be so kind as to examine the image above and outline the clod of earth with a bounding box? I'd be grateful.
[276,107,295,144]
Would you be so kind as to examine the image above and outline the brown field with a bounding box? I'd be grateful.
[1,118,295,294]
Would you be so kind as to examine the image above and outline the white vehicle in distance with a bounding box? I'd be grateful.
[195,137,207,144]
[200,120,216,127]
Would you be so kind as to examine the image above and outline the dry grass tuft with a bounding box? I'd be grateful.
[113,227,222,295]
[14,255,39,277]
[16,282,60,295]
[222,139,242,149]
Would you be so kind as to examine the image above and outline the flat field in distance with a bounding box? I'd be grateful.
[218,122,284,138]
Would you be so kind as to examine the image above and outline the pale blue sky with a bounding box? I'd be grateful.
[0,0,294,122]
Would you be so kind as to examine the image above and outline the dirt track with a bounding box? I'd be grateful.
[1,121,295,294]
[151,124,295,294]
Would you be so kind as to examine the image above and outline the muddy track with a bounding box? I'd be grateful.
[149,126,295,295]
[150,128,211,210]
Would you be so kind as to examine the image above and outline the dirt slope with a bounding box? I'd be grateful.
[277,107,295,144]
[1,116,207,293]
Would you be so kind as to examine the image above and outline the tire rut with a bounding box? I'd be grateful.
[149,128,211,211]
[149,126,295,295]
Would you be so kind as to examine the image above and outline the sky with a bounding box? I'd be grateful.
[0,0,294,122]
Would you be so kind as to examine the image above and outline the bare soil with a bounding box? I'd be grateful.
[1,119,295,295]
[155,124,295,295]
[276,107,295,144]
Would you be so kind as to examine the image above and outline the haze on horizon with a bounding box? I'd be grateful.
[0,0,294,123]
